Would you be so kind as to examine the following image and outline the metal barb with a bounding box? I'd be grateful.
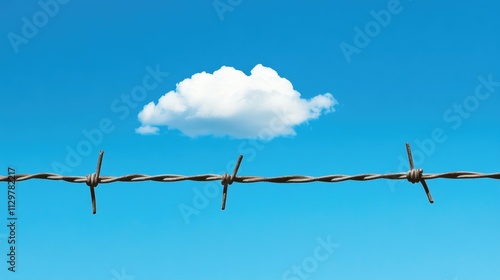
[2,145,500,215]
[406,143,434,204]
[221,155,244,210]
[86,151,104,214]
[2,172,499,183]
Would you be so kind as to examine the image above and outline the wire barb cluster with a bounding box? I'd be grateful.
[1,143,499,214]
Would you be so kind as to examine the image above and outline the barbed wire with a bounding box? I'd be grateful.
[1,144,498,214]
[2,171,500,184]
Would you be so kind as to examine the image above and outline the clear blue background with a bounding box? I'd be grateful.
[1,0,499,279]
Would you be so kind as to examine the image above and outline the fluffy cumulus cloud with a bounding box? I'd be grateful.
[136,64,337,139]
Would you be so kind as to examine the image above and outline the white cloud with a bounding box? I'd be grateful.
[136,64,337,139]
[135,125,159,135]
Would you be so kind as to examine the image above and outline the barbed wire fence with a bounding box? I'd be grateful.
[1,143,499,214]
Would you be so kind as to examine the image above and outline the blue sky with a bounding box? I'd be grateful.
[1,0,499,279]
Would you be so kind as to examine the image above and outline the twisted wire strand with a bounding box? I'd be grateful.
[5,146,494,213]
[1,171,499,184]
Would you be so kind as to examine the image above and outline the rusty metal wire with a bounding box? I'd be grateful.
[1,143,498,213]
